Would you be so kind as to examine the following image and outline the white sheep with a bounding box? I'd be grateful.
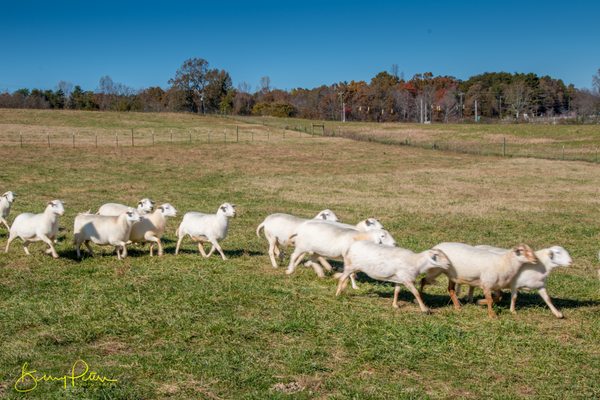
[336,242,451,313]
[175,203,236,260]
[74,208,141,259]
[0,191,16,231]
[256,209,339,268]
[286,221,396,278]
[5,200,65,258]
[97,198,154,216]
[461,245,572,318]
[302,217,385,288]
[421,242,538,318]
[129,203,177,256]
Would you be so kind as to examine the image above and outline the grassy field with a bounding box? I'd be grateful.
[0,110,599,399]
[237,115,600,162]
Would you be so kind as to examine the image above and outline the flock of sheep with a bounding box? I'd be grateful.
[0,191,578,319]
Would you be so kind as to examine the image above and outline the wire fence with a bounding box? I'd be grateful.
[0,125,317,148]
[320,129,600,163]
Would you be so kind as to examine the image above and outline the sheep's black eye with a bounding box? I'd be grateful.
[515,249,522,256]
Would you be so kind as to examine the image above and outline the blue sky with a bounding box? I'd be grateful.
[1,0,599,92]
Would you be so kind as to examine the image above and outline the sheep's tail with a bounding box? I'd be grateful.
[256,221,265,238]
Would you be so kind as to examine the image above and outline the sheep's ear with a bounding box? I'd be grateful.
[365,219,373,226]
[220,206,227,212]
[548,250,554,260]
[47,201,54,206]
[514,248,522,256]
[429,252,440,264]
[158,206,164,212]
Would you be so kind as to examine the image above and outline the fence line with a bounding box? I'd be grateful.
[0,125,317,148]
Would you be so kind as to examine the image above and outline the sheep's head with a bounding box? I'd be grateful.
[47,200,65,216]
[137,198,154,214]
[371,229,396,246]
[511,244,537,264]
[361,217,383,230]
[124,208,141,224]
[547,246,572,267]
[219,203,236,218]
[2,191,16,203]
[315,209,339,222]
[427,249,451,270]
[158,203,177,218]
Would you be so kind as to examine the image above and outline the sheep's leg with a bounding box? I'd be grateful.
[267,238,279,268]
[538,288,564,319]
[286,250,305,275]
[483,288,497,318]
[205,240,226,260]
[197,242,208,257]
[146,235,163,256]
[405,281,431,313]
[5,234,16,253]
[392,284,401,308]
[149,243,154,257]
[84,241,94,256]
[303,256,326,278]
[447,280,462,310]
[317,257,333,272]
[175,235,184,255]
[75,240,82,259]
[22,240,31,256]
[309,260,325,278]
[467,286,475,303]
[510,288,518,314]
[0,217,10,231]
[350,273,359,290]
[39,235,58,258]
[121,243,128,259]
[212,241,227,260]
[335,272,352,296]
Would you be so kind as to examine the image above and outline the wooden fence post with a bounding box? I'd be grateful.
[47,133,50,147]
[72,133,75,148]
[131,129,134,147]
[189,131,192,143]
[503,137,506,157]
[236,125,239,142]
[20,132,22,147]
[95,134,98,148]
[116,133,119,147]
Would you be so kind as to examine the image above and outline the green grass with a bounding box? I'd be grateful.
[0,110,599,399]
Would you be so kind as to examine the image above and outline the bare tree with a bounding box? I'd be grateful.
[593,68,600,95]
[56,81,73,98]
[391,64,399,79]
[504,81,532,119]
[259,76,271,93]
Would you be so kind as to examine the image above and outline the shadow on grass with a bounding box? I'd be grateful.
[345,273,600,311]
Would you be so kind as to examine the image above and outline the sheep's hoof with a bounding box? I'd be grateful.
[52,254,59,259]
[421,308,432,314]
[285,269,294,275]
[555,313,564,319]
[392,303,399,309]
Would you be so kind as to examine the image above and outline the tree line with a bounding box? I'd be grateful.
[1,58,599,123]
